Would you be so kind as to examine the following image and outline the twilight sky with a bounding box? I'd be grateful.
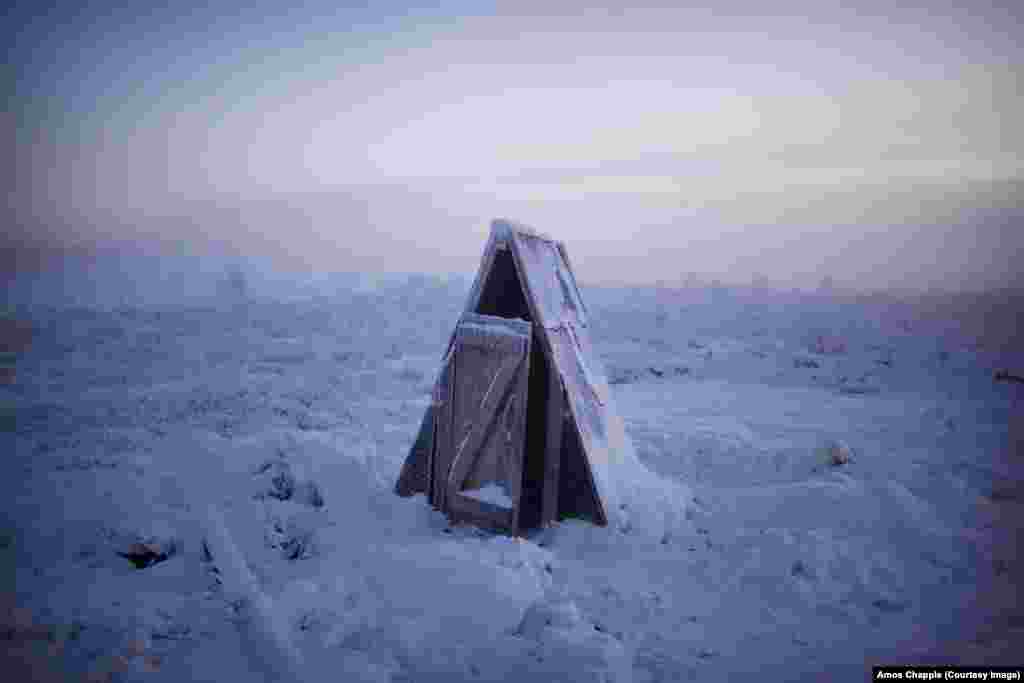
[10,1,1023,290]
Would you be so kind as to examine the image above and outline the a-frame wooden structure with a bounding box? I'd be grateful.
[396,219,631,534]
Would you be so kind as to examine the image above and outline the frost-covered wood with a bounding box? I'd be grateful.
[507,228,619,526]
[397,218,659,533]
[556,241,589,321]
[431,348,456,509]
[514,231,573,330]
[449,491,515,532]
[491,217,555,243]
[541,369,564,527]
[445,314,531,532]
[456,313,531,355]
[446,353,524,492]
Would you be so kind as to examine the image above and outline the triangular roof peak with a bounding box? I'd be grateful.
[490,218,556,243]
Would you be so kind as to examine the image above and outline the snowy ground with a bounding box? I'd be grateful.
[2,271,1022,681]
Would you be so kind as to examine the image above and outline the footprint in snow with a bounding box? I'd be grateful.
[252,460,324,508]
[264,516,317,561]
[790,560,817,581]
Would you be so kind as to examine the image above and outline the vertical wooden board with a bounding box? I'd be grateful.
[447,346,526,498]
[508,348,530,534]
[449,345,486,493]
[432,349,456,510]
[443,315,531,529]
[446,343,481,511]
[541,368,564,526]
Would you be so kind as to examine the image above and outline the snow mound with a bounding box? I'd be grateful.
[513,598,631,682]
[599,409,694,544]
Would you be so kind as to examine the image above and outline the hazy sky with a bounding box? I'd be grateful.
[10,1,1023,290]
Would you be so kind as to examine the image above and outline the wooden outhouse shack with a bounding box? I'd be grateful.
[395,219,632,534]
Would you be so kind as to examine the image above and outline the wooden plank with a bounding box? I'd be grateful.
[432,347,456,510]
[460,312,532,337]
[456,318,529,356]
[511,231,564,328]
[505,233,570,529]
[508,231,610,526]
[508,349,530,534]
[460,391,518,500]
[541,360,564,526]
[446,341,479,513]
[452,350,530,532]
[446,351,526,499]
[448,494,515,532]
[550,330,609,526]
[442,314,532,533]
[555,240,589,321]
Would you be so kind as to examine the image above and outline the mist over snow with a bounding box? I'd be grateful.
[1,246,475,311]
[2,259,1022,681]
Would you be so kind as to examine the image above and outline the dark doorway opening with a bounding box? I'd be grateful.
[475,248,531,321]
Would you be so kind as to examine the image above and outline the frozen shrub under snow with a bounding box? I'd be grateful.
[811,335,847,354]
[819,440,854,466]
